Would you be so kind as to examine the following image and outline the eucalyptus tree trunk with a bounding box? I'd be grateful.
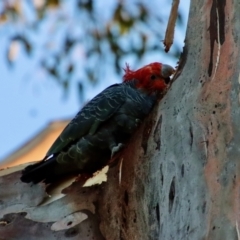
[1,0,240,239]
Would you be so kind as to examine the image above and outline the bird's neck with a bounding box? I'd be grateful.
[124,79,154,95]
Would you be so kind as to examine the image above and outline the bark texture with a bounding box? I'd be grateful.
[1,0,240,239]
[156,0,240,239]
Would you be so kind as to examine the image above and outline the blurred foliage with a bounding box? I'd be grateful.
[0,0,184,98]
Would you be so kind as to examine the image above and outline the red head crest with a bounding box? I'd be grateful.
[123,62,175,93]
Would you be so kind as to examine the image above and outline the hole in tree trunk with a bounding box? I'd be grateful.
[169,177,175,213]
[124,190,129,206]
[156,203,160,224]
[181,164,184,177]
[160,164,164,185]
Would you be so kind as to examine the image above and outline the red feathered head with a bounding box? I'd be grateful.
[123,62,175,93]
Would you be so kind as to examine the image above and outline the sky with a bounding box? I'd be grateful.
[0,0,190,162]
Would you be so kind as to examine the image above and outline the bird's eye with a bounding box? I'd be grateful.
[151,75,156,80]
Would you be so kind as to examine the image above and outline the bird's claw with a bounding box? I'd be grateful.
[111,143,124,158]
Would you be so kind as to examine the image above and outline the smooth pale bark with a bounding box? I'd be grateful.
[1,0,240,239]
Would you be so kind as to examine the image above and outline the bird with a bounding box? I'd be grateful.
[21,62,174,184]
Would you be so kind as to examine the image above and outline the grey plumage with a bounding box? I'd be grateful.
[21,81,156,183]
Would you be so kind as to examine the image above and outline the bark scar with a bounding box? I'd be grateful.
[189,124,193,149]
[208,0,226,78]
[168,177,175,213]
[153,115,163,151]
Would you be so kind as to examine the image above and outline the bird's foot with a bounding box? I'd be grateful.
[111,143,124,158]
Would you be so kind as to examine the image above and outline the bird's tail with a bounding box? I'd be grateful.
[21,156,59,184]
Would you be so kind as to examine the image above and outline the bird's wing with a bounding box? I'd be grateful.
[46,84,127,156]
